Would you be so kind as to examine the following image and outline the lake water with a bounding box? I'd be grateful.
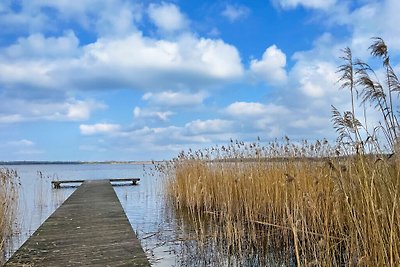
[2,163,183,266]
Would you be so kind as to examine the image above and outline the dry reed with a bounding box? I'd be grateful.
[0,168,19,265]
[164,140,400,266]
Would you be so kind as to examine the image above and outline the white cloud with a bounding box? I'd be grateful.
[148,2,188,33]
[7,139,35,147]
[142,91,207,107]
[66,100,105,120]
[5,31,80,59]
[185,119,233,134]
[114,33,242,81]
[0,8,50,34]
[78,123,238,159]
[290,115,328,129]
[226,102,289,118]
[274,0,337,10]
[133,107,174,121]
[221,4,250,22]
[250,45,288,85]
[0,32,243,92]
[224,101,293,134]
[0,61,55,89]
[0,115,24,123]
[286,33,342,101]
[43,99,106,121]
[226,102,268,117]
[0,0,141,36]
[330,0,400,53]
[291,60,338,98]
[2,139,44,156]
[80,123,121,135]
[0,2,245,134]
[94,3,141,37]
[0,98,106,123]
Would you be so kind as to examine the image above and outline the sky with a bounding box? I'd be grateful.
[0,0,399,161]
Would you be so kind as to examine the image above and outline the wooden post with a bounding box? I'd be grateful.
[52,181,61,189]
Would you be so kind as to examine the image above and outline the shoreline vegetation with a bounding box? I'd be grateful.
[0,168,19,265]
[164,139,400,266]
[162,38,400,266]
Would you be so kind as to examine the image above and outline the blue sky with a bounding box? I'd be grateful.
[0,0,399,161]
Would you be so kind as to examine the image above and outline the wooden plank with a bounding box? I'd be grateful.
[5,180,150,266]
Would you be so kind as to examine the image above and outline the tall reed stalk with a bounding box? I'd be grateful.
[333,38,400,154]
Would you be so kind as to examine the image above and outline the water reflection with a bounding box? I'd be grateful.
[163,204,296,267]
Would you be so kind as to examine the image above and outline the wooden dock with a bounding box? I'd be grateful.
[51,178,140,188]
[5,180,150,266]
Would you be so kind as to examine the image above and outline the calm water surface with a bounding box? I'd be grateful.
[2,163,182,266]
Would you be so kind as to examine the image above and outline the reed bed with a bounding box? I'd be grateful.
[0,168,19,264]
[164,140,400,266]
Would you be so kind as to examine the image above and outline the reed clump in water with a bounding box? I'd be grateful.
[165,38,400,266]
[0,168,19,264]
[166,141,400,266]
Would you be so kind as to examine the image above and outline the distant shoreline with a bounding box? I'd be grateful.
[0,161,158,166]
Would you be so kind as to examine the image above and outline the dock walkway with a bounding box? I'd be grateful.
[5,180,150,266]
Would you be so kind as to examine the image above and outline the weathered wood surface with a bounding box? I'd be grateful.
[52,178,140,188]
[5,180,150,266]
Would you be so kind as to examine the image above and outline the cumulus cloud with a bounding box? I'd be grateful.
[291,60,338,98]
[80,123,121,135]
[287,33,342,105]
[0,32,243,93]
[221,4,250,22]
[142,91,207,107]
[0,1,246,139]
[82,34,242,84]
[250,45,288,85]
[5,31,80,59]
[148,2,188,33]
